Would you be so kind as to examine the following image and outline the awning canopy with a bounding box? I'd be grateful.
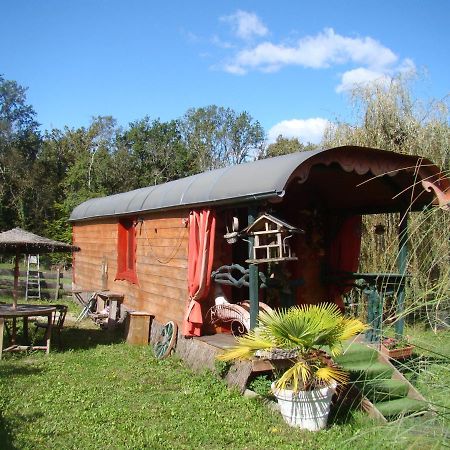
[69,145,449,222]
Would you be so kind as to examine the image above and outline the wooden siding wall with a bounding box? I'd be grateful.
[73,210,190,325]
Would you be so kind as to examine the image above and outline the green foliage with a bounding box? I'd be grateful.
[0,74,41,230]
[117,117,195,188]
[0,74,39,143]
[181,105,265,170]
[323,72,450,166]
[214,359,231,377]
[260,135,318,159]
[249,374,273,398]
[218,304,367,392]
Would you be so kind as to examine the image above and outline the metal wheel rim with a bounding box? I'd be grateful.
[154,320,178,359]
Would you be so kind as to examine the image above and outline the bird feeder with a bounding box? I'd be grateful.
[242,213,304,264]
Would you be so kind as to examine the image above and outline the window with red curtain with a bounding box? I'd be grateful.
[115,218,138,284]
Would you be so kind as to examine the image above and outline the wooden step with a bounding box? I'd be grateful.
[341,360,394,381]
[375,397,427,418]
[361,378,410,402]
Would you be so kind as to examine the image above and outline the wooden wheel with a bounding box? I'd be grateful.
[154,321,178,359]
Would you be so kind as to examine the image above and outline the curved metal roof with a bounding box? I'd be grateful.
[70,149,320,221]
[69,146,447,222]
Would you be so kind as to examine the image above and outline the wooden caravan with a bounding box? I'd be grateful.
[69,145,450,340]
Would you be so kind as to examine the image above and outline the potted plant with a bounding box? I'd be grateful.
[217,303,367,431]
[380,336,414,360]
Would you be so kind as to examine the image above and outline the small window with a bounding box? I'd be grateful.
[116,218,138,284]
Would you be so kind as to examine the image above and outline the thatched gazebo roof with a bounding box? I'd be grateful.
[0,227,79,254]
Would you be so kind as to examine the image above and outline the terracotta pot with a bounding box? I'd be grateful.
[380,344,414,360]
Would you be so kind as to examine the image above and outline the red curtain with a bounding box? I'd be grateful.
[327,215,362,311]
[183,209,216,337]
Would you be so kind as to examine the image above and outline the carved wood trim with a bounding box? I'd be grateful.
[288,148,450,195]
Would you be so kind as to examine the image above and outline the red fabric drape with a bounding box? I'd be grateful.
[183,209,216,337]
[116,222,128,275]
[327,215,362,311]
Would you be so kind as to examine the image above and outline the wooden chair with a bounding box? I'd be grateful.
[35,304,68,348]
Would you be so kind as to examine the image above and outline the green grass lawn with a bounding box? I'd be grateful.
[0,308,449,450]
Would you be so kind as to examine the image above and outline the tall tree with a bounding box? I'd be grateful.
[38,117,118,243]
[0,75,39,144]
[323,74,449,169]
[180,106,265,170]
[0,75,41,230]
[116,117,194,189]
[61,116,118,208]
[260,135,317,159]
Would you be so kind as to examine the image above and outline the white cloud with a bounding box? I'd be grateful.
[336,67,391,93]
[336,58,417,92]
[221,10,268,40]
[211,35,234,49]
[397,58,416,74]
[213,13,415,94]
[268,118,330,144]
[229,28,397,74]
[180,29,201,44]
[222,63,246,75]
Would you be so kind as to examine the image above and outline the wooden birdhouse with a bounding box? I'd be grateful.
[242,213,304,263]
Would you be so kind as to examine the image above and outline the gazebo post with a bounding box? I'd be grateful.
[10,249,20,343]
[13,249,20,309]
[248,206,259,330]
[395,211,408,337]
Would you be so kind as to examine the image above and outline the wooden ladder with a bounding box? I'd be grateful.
[25,254,41,301]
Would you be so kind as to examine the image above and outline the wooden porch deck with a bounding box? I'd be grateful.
[196,333,237,349]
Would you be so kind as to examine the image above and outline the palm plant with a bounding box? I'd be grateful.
[218,303,367,392]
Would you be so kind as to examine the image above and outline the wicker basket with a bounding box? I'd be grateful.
[380,344,414,360]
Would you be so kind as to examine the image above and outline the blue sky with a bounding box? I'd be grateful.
[1,1,448,143]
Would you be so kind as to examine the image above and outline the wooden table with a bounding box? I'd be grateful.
[96,291,124,329]
[73,290,124,328]
[0,304,56,359]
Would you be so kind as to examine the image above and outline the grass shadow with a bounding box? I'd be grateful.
[329,390,361,426]
[0,413,17,450]
[0,411,44,450]
[1,321,125,358]
[55,325,125,352]
[0,365,44,378]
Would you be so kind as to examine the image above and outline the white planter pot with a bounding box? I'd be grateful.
[271,382,336,431]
